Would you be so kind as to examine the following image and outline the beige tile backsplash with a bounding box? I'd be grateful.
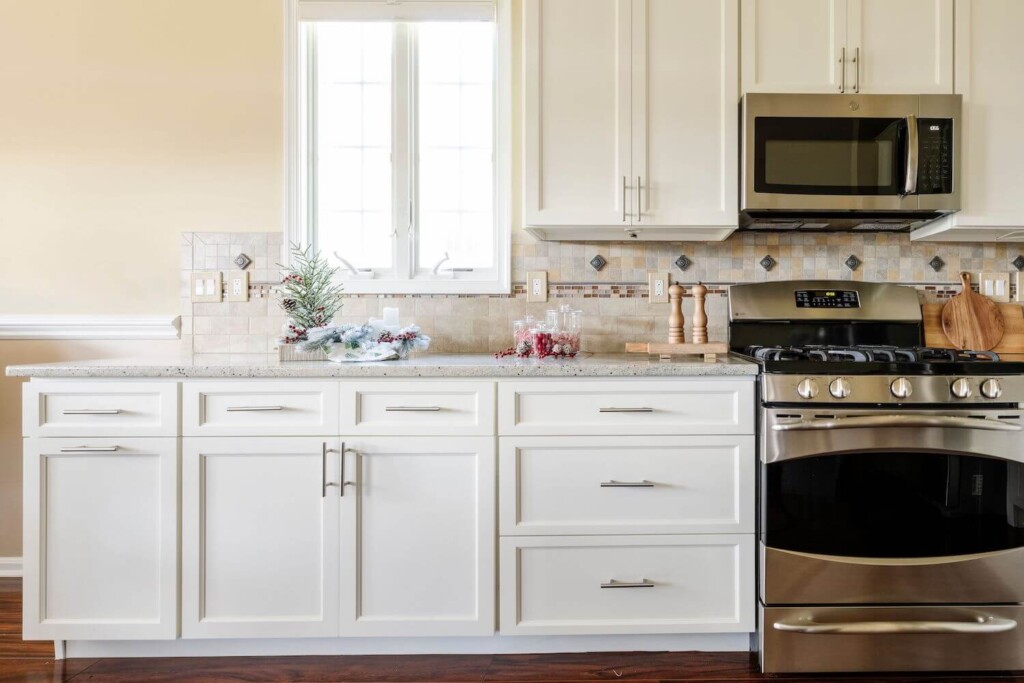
[181,231,1023,354]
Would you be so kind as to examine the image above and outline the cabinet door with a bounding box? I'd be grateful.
[182,437,340,638]
[847,0,952,94]
[524,0,632,226]
[632,0,738,229]
[340,436,495,636]
[741,0,847,93]
[22,438,178,640]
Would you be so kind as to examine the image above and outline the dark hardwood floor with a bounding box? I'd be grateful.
[3,578,1024,683]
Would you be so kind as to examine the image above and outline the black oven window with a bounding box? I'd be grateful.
[754,116,905,195]
[764,453,1024,558]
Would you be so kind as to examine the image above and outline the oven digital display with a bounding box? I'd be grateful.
[794,289,861,308]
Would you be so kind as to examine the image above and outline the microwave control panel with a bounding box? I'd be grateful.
[917,118,954,195]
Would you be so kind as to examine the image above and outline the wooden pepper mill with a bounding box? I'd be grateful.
[691,282,708,344]
[668,283,686,343]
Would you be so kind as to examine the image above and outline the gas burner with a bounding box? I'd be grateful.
[743,344,1001,364]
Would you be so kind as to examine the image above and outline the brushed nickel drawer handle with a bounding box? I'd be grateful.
[599,407,654,413]
[600,480,654,488]
[773,616,1017,635]
[385,406,442,412]
[60,446,119,453]
[62,409,121,415]
[601,579,655,589]
[226,405,284,412]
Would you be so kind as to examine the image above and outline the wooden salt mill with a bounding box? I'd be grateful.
[691,282,708,344]
[668,283,686,343]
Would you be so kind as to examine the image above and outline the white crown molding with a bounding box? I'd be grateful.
[0,316,181,340]
[0,557,22,578]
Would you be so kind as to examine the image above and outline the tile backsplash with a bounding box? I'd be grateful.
[181,231,1023,354]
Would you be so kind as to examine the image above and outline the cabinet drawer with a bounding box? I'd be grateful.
[341,381,495,436]
[23,381,178,437]
[183,381,339,436]
[498,380,754,435]
[499,535,755,635]
[500,436,754,535]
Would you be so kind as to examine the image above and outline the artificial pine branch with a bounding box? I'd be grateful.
[277,243,344,343]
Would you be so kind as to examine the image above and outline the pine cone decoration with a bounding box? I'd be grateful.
[281,298,297,312]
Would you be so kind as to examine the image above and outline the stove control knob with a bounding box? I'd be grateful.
[890,377,913,399]
[951,378,973,399]
[829,377,852,399]
[981,378,1003,400]
[796,378,819,400]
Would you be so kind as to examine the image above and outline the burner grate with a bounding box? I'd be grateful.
[744,345,1001,364]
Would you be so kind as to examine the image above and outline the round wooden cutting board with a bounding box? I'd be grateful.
[941,272,1005,351]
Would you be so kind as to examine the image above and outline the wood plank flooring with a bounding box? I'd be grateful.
[3,578,1024,682]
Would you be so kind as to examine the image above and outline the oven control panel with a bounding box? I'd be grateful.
[794,289,861,309]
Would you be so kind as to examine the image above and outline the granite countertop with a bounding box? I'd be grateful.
[6,352,759,379]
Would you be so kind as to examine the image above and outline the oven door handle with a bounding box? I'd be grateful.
[773,414,1022,432]
[773,616,1018,635]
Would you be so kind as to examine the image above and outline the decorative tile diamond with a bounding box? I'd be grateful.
[674,254,692,271]
[759,255,777,272]
[234,253,252,270]
[845,254,862,271]
[1013,255,1024,271]
[929,255,945,272]
[589,255,607,271]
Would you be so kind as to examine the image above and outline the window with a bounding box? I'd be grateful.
[287,0,511,294]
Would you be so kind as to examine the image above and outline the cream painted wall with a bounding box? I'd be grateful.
[0,0,286,558]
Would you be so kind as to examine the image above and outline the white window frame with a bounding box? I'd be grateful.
[284,0,512,295]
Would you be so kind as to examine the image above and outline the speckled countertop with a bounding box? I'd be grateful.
[6,353,759,379]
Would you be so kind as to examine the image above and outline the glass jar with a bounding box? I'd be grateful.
[513,315,536,354]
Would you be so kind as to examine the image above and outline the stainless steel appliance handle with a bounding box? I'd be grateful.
[773,414,1022,432]
[904,114,919,195]
[774,616,1017,635]
[226,405,284,412]
[62,409,121,415]
[385,406,442,412]
[599,407,654,413]
[60,446,119,453]
[601,579,655,589]
[600,480,655,488]
[838,47,846,92]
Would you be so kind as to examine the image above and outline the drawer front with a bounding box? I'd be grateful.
[500,436,754,535]
[341,381,495,436]
[183,381,339,436]
[498,380,755,436]
[500,535,754,635]
[23,381,179,437]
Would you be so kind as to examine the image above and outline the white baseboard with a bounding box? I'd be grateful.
[0,557,22,577]
[0,316,180,340]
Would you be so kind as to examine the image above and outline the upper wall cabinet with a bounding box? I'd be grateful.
[524,0,739,241]
[741,0,952,95]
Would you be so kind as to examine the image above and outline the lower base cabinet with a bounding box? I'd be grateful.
[23,437,178,640]
[499,535,755,635]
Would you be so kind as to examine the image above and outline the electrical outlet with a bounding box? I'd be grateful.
[648,272,670,304]
[227,270,249,302]
[527,271,548,303]
[980,271,1011,303]
[191,271,222,303]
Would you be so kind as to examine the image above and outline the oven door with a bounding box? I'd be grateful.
[761,408,1024,605]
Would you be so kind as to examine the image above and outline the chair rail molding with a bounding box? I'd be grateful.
[0,316,181,340]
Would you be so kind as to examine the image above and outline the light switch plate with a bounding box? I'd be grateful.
[527,271,548,303]
[227,270,249,302]
[648,272,670,304]
[191,271,222,303]
[980,271,1011,303]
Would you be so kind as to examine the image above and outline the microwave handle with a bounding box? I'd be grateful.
[903,115,919,195]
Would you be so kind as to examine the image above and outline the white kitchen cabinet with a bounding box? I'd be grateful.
[22,437,178,640]
[912,0,1024,242]
[741,0,952,95]
[340,437,495,636]
[524,0,738,241]
[182,437,340,638]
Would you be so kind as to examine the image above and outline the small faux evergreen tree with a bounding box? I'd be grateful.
[278,244,344,344]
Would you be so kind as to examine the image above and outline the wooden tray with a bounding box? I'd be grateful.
[625,342,729,362]
[923,303,1024,353]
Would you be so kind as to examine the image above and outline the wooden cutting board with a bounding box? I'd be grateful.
[924,303,1024,353]
[940,272,1005,351]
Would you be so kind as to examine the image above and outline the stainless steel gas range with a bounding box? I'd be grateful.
[730,280,1024,674]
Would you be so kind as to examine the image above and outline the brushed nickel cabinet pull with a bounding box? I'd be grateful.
[622,176,627,223]
[636,176,642,222]
[62,409,121,415]
[322,442,340,498]
[60,446,119,453]
[226,405,284,412]
[601,579,655,589]
[599,407,654,413]
[839,47,846,92]
[385,406,442,412]
[600,480,655,488]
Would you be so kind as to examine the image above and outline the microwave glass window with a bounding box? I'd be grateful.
[755,117,905,196]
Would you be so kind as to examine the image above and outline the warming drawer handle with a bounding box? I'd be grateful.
[226,405,284,412]
[773,415,1022,432]
[599,407,654,413]
[60,446,119,453]
[62,409,121,415]
[600,579,655,589]
[773,616,1017,635]
[385,406,442,412]
[600,480,655,488]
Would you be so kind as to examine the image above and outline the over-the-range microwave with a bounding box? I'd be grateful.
[740,93,961,232]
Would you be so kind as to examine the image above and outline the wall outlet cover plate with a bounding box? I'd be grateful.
[527,271,548,303]
[648,272,670,304]
[191,271,222,303]
[227,270,249,302]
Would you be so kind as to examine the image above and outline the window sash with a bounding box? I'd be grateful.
[298,1,494,22]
